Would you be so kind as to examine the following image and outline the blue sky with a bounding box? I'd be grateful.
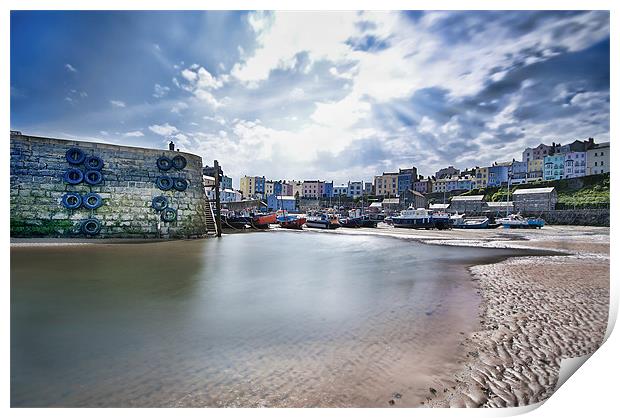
[11,11,610,186]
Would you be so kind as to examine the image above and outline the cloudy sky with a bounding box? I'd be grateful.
[11,11,609,186]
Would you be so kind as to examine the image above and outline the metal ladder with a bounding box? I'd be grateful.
[205,201,218,235]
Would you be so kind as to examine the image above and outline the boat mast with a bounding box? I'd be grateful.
[506,174,510,216]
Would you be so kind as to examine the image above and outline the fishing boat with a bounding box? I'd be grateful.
[276,211,307,230]
[358,214,379,228]
[451,214,491,229]
[431,211,452,230]
[306,212,341,229]
[392,207,436,229]
[251,212,277,229]
[340,209,378,228]
[496,213,544,229]
[221,211,252,229]
[339,216,362,228]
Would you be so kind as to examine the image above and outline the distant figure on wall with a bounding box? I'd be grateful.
[168,141,175,151]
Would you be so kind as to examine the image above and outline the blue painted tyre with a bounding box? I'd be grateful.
[172,155,187,170]
[66,147,85,165]
[151,195,168,211]
[81,218,101,235]
[84,170,103,185]
[64,168,84,184]
[82,192,103,210]
[173,178,188,191]
[85,155,104,171]
[161,207,177,222]
[61,192,82,209]
[156,175,173,191]
[157,156,173,171]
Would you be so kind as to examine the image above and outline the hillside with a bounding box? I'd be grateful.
[460,173,609,209]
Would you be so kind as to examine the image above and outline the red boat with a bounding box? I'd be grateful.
[276,212,306,230]
[252,213,277,229]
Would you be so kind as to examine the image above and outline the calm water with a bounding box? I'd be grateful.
[11,232,525,407]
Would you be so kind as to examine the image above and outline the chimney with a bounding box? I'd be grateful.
[168,141,175,151]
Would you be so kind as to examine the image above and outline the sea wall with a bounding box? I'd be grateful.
[521,209,610,227]
[10,133,208,238]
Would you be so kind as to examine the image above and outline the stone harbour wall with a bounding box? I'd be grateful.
[10,133,208,238]
[521,209,610,227]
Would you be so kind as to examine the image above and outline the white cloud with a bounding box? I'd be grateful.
[148,123,178,136]
[123,130,144,137]
[110,100,126,108]
[171,102,189,113]
[231,11,357,83]
[153,83,170,98]
[175,66,224,107]
[65,63,77,73]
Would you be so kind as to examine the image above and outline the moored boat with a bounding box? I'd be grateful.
[277,215,307,230]
[431,211,452,230]
[392,207,436,229]
[496,213,544,229]
[451,214,490,229]
[306,213,341,229]
[251,212,277,229]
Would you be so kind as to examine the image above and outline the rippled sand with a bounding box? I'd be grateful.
[320,225,610,407]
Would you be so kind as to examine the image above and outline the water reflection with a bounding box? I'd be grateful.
[12,233,525,407]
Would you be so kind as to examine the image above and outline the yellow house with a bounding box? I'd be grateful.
[474,167,489,188]
[527,159,544,182]
[374,173,399,196]
[239,176,254,198]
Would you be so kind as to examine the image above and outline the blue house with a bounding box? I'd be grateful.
[273,181,283,195]
[254,176,266,196]
[544,155,565,181]
[487,164,509,187]
[267,194,296,212]
[509,161,528,184]
[323,181,334,198]
[221,175,233,190]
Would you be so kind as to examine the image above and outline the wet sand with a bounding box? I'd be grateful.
[11,226,609,407]
[316,225,610,407]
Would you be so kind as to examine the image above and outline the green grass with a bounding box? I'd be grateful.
[459,173,609,209]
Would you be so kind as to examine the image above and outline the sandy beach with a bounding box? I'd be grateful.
[317,224,610,407]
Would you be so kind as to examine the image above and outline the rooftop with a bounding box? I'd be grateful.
[382,198,400,204]
[451,195,485,201]
[513,187,555,195]
[486,201,514,207]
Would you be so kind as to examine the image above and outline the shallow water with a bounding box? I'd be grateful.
[11,232,527,407]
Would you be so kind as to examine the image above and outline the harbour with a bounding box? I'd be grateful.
[8,9,612,413]
[11,231,550,407]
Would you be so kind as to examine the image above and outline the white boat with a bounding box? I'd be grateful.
[306,212,341,229]
[392,207,436,229]
[496,213,544,229]
[451,214,491,229]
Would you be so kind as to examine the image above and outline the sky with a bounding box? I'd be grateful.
[10,10,610,187]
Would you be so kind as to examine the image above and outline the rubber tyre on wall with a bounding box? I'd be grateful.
[82,192,103,210]
[152,195,168,211]
[64,168,84,185]
[66,147,86,165]
[81,218,102,235]
[173,178,188,191]
[61,192,82,209]
[84,170,103,185]
[161,207,177,222]
[172,155,187,170]
[157,156,173,171]
[85,155,104,171]
[156,176,174,191]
